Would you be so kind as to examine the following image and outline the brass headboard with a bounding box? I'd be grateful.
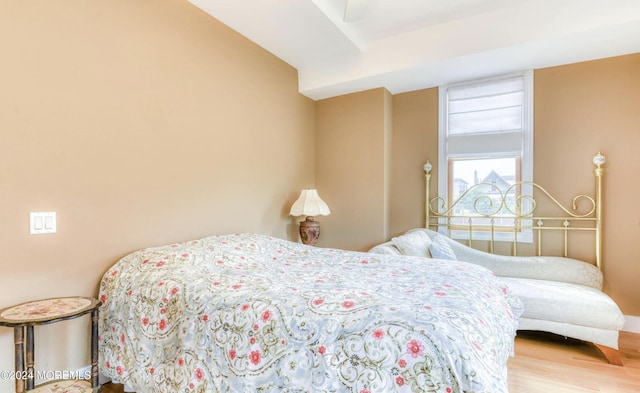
[424,153,605,269]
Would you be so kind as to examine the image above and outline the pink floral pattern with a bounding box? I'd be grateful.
[99,233,522,393]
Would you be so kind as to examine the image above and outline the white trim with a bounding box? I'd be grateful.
[437,84,448,207]
[437,85,449,233]
[622,315,640,334]
[76,365,92,381]
[522,69,534,185]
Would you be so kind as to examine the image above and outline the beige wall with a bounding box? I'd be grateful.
[315,88,392,250]
[0,1,314,391]
[390,88,439,236]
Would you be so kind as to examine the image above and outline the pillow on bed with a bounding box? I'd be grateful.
[391,230,432,257]
[429,233,457,260]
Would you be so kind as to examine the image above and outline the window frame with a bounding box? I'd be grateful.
[437,71,534,243]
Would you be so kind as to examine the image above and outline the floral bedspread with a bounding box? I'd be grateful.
[99,233,522,393]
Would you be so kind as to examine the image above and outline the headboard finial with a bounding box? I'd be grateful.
[423,161,432,173]
[593,152,606,168]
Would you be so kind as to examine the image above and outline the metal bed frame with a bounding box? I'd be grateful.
[424,153,606,269]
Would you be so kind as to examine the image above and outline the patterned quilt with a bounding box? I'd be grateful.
[98,233,523,393]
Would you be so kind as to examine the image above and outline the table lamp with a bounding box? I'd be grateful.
[289,189,330,246]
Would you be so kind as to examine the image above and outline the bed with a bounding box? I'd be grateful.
[98,232,523,393]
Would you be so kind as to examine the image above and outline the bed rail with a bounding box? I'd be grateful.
[424,153,605,269]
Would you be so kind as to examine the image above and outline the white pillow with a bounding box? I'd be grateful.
[391,230,432,257]
[429,233,457,260]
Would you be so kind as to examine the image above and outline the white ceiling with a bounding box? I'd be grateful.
[189,0,640,100]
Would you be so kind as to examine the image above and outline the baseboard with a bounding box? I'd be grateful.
[623,315,640,333]
[75,365,91,374]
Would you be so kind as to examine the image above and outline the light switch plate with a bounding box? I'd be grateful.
[30,212,56,234]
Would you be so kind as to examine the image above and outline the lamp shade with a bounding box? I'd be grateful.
[289,189,330,217]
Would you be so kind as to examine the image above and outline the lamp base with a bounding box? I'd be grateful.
[299,216,321,246]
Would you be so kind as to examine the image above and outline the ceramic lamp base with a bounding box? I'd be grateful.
[299,216,321,246]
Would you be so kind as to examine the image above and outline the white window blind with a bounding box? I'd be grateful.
[446,75,527,156]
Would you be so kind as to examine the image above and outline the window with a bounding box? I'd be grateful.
[438,71,533,242]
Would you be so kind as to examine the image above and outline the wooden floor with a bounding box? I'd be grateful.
[101,331,640,393]
[508,331,640,392]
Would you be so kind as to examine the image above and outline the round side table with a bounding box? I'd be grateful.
[0,296,101,393]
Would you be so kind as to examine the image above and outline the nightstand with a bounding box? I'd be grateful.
[0,296,101,393]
